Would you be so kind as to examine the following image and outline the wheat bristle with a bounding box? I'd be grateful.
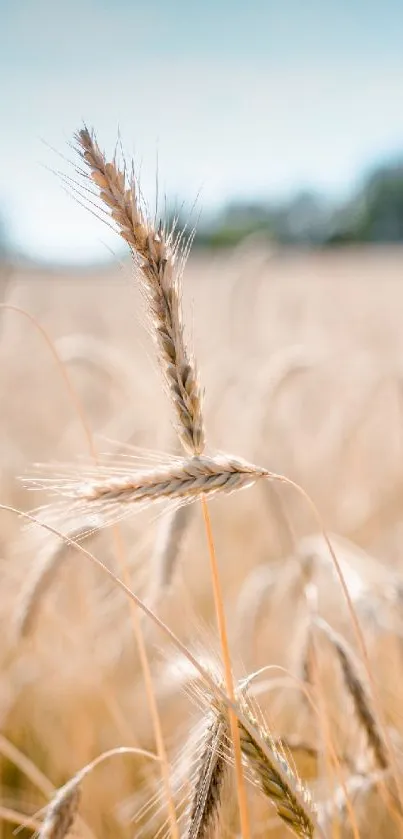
[39,778,81,839]
[186,711,230,839]
[76,127,204,456]
[316,617,388,770]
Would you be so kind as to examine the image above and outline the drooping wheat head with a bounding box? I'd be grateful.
[236,696,316,838]
[315,617,388,770]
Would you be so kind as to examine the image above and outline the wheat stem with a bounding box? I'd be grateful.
[201,498,251,839]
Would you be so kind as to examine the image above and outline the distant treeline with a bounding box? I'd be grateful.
[2,156,403,262]
[188,157,403,249]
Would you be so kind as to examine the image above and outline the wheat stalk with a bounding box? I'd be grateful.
[315,617,388,770]
[75,127,204,456]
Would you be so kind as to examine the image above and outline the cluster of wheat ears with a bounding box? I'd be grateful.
[2,127,403,839]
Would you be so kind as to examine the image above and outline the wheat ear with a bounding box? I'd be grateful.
[237,700,315,838]
[14,521,101,638]
[29,454,269,527]
[150,504,192,596]
[315,617,388,770]
[76,127,204,456]
[39,778,80,839]
[186,711,230,839]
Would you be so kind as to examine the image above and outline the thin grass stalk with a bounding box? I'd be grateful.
[201,497,251,839]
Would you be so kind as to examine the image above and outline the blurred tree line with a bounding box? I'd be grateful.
[191,156,403,249]
[1,156,403,261]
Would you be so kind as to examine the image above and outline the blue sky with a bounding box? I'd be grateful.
[1,0,403,262]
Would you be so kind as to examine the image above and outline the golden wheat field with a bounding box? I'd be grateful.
[3,221,403,839]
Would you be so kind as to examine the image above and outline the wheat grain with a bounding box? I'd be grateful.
[75,127,204,456]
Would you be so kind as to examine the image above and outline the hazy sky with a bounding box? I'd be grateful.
[1,0,403,262]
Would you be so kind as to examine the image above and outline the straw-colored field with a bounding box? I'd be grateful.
[1,244,403,838]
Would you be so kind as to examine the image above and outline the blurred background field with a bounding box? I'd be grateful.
[2,242,403,835]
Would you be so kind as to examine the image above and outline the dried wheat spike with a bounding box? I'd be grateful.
[186,711,230,839]
[316,617,388,770]
[15,521,101,638]
[30,453,270,528]
[39,778,80,839]
[237,699,315,838]
[150,504,192,595]
[76,127,204,456]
